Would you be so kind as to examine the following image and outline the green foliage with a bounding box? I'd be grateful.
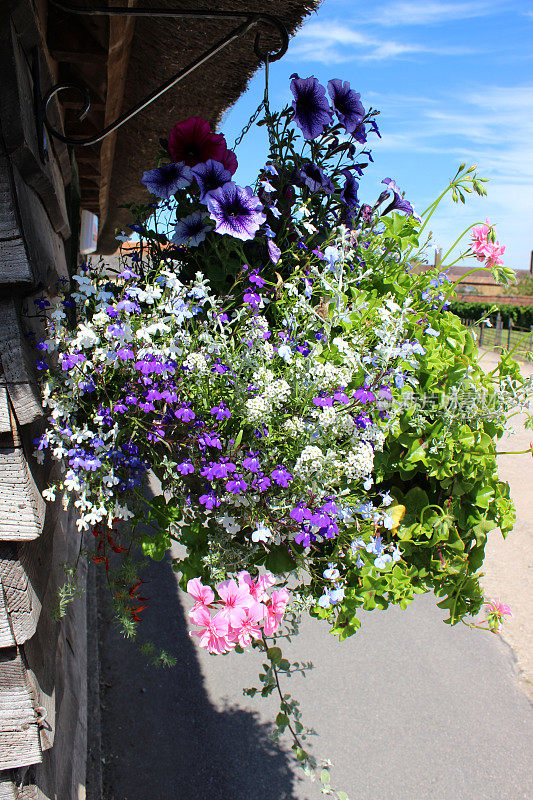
[450,300,533,328]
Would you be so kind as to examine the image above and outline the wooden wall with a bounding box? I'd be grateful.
[0,2,87,797]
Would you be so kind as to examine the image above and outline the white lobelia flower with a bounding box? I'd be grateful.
[251,522,272,543]
[42,487,56,502]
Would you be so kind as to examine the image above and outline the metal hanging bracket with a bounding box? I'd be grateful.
[40,1,289,149]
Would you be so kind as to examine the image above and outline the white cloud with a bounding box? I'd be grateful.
[369,86,533,268]
[287,20,477,64]
[371,1,497,27]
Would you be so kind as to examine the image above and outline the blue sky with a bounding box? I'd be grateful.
[220,1,533,270]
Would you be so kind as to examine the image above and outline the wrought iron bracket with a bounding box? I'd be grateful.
[40,1,289,149]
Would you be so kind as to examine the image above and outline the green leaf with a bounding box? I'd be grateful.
[276,712,289,731]
[267,646,282,664]
[265,545,296,574]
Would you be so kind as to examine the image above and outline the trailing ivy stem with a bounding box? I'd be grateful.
[260,633,306,752]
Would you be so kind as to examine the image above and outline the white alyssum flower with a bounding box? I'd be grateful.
[183,352,208,373]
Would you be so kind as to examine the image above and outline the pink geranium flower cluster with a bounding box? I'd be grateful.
[187,573,290,654]
[471,219,505,268]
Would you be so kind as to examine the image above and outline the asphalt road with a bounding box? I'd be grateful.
[100,542,533,800]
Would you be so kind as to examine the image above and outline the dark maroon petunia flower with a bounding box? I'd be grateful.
[168,117,228,167]
[141,162,193,199]
[206,182,266,241]
[290,74,333,140]
[327,79,365,134]
[220,148,238,175]
[191,159,232,202]
[381,178,419,219]
[297,162,334,194]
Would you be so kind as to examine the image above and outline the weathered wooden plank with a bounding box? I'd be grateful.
[0,21,70,239]
[10,0,71,185]
[0,648,42,770]
[0,775,17,800]
[0,581,16,648]
[0,542,41,646]
[0,299,43,428]
[0,380,10,435]
[11,165,68,291]
[0,777,38,800]
[0,156,33,287]
[0,446,46,541]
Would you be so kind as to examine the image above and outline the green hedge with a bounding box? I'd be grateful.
[450,300,533,329]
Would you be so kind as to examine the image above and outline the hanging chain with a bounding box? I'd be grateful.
[232,54,274,151]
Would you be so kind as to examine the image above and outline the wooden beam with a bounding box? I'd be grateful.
[98,0,137,230]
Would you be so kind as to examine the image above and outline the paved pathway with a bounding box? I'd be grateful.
[480,350,533,694]
[100,552,533,800]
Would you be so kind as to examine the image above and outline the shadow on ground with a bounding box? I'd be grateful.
[98,550,300,800]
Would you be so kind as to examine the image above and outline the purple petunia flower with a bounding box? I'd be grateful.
[141,162,193,199]
[340,169,359,210]
[290,74,333,140]
[381,178,418,219]
[267,239,281,264]
[206,182,266,241]
[172,211,211,247]
[327,79,365,134]
[297,162,334,194]
[191,159,232,202]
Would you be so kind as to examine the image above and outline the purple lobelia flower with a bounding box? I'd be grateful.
[290,74,333,140]
[327,79,365,134]
[206,182,266,241]
[172,211,211,246]
[340,168,359,210]
[191,159,232,202]
[380,178,418,219]
[297,162,334,194]
[141,162,193,199]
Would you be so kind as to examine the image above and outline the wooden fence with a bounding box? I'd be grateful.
[459,312,533,360]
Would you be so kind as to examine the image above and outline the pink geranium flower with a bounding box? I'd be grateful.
[237,570,276,602]
[187,577,215,620]
[485,599,512,617]
[217,579,254,628]
[190,607,233,654]
[263,588,290,635]
[229,602,265,647]
[470,219,505,269]
[484,599,512,632]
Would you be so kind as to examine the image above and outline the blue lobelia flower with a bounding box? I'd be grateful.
[191,159,232,202]
[172,211,211,247]
[206,182,266,241]
[141,162,193,199]
[327,79,365,134]
[289,73,333,140]
[380,178,419,219]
